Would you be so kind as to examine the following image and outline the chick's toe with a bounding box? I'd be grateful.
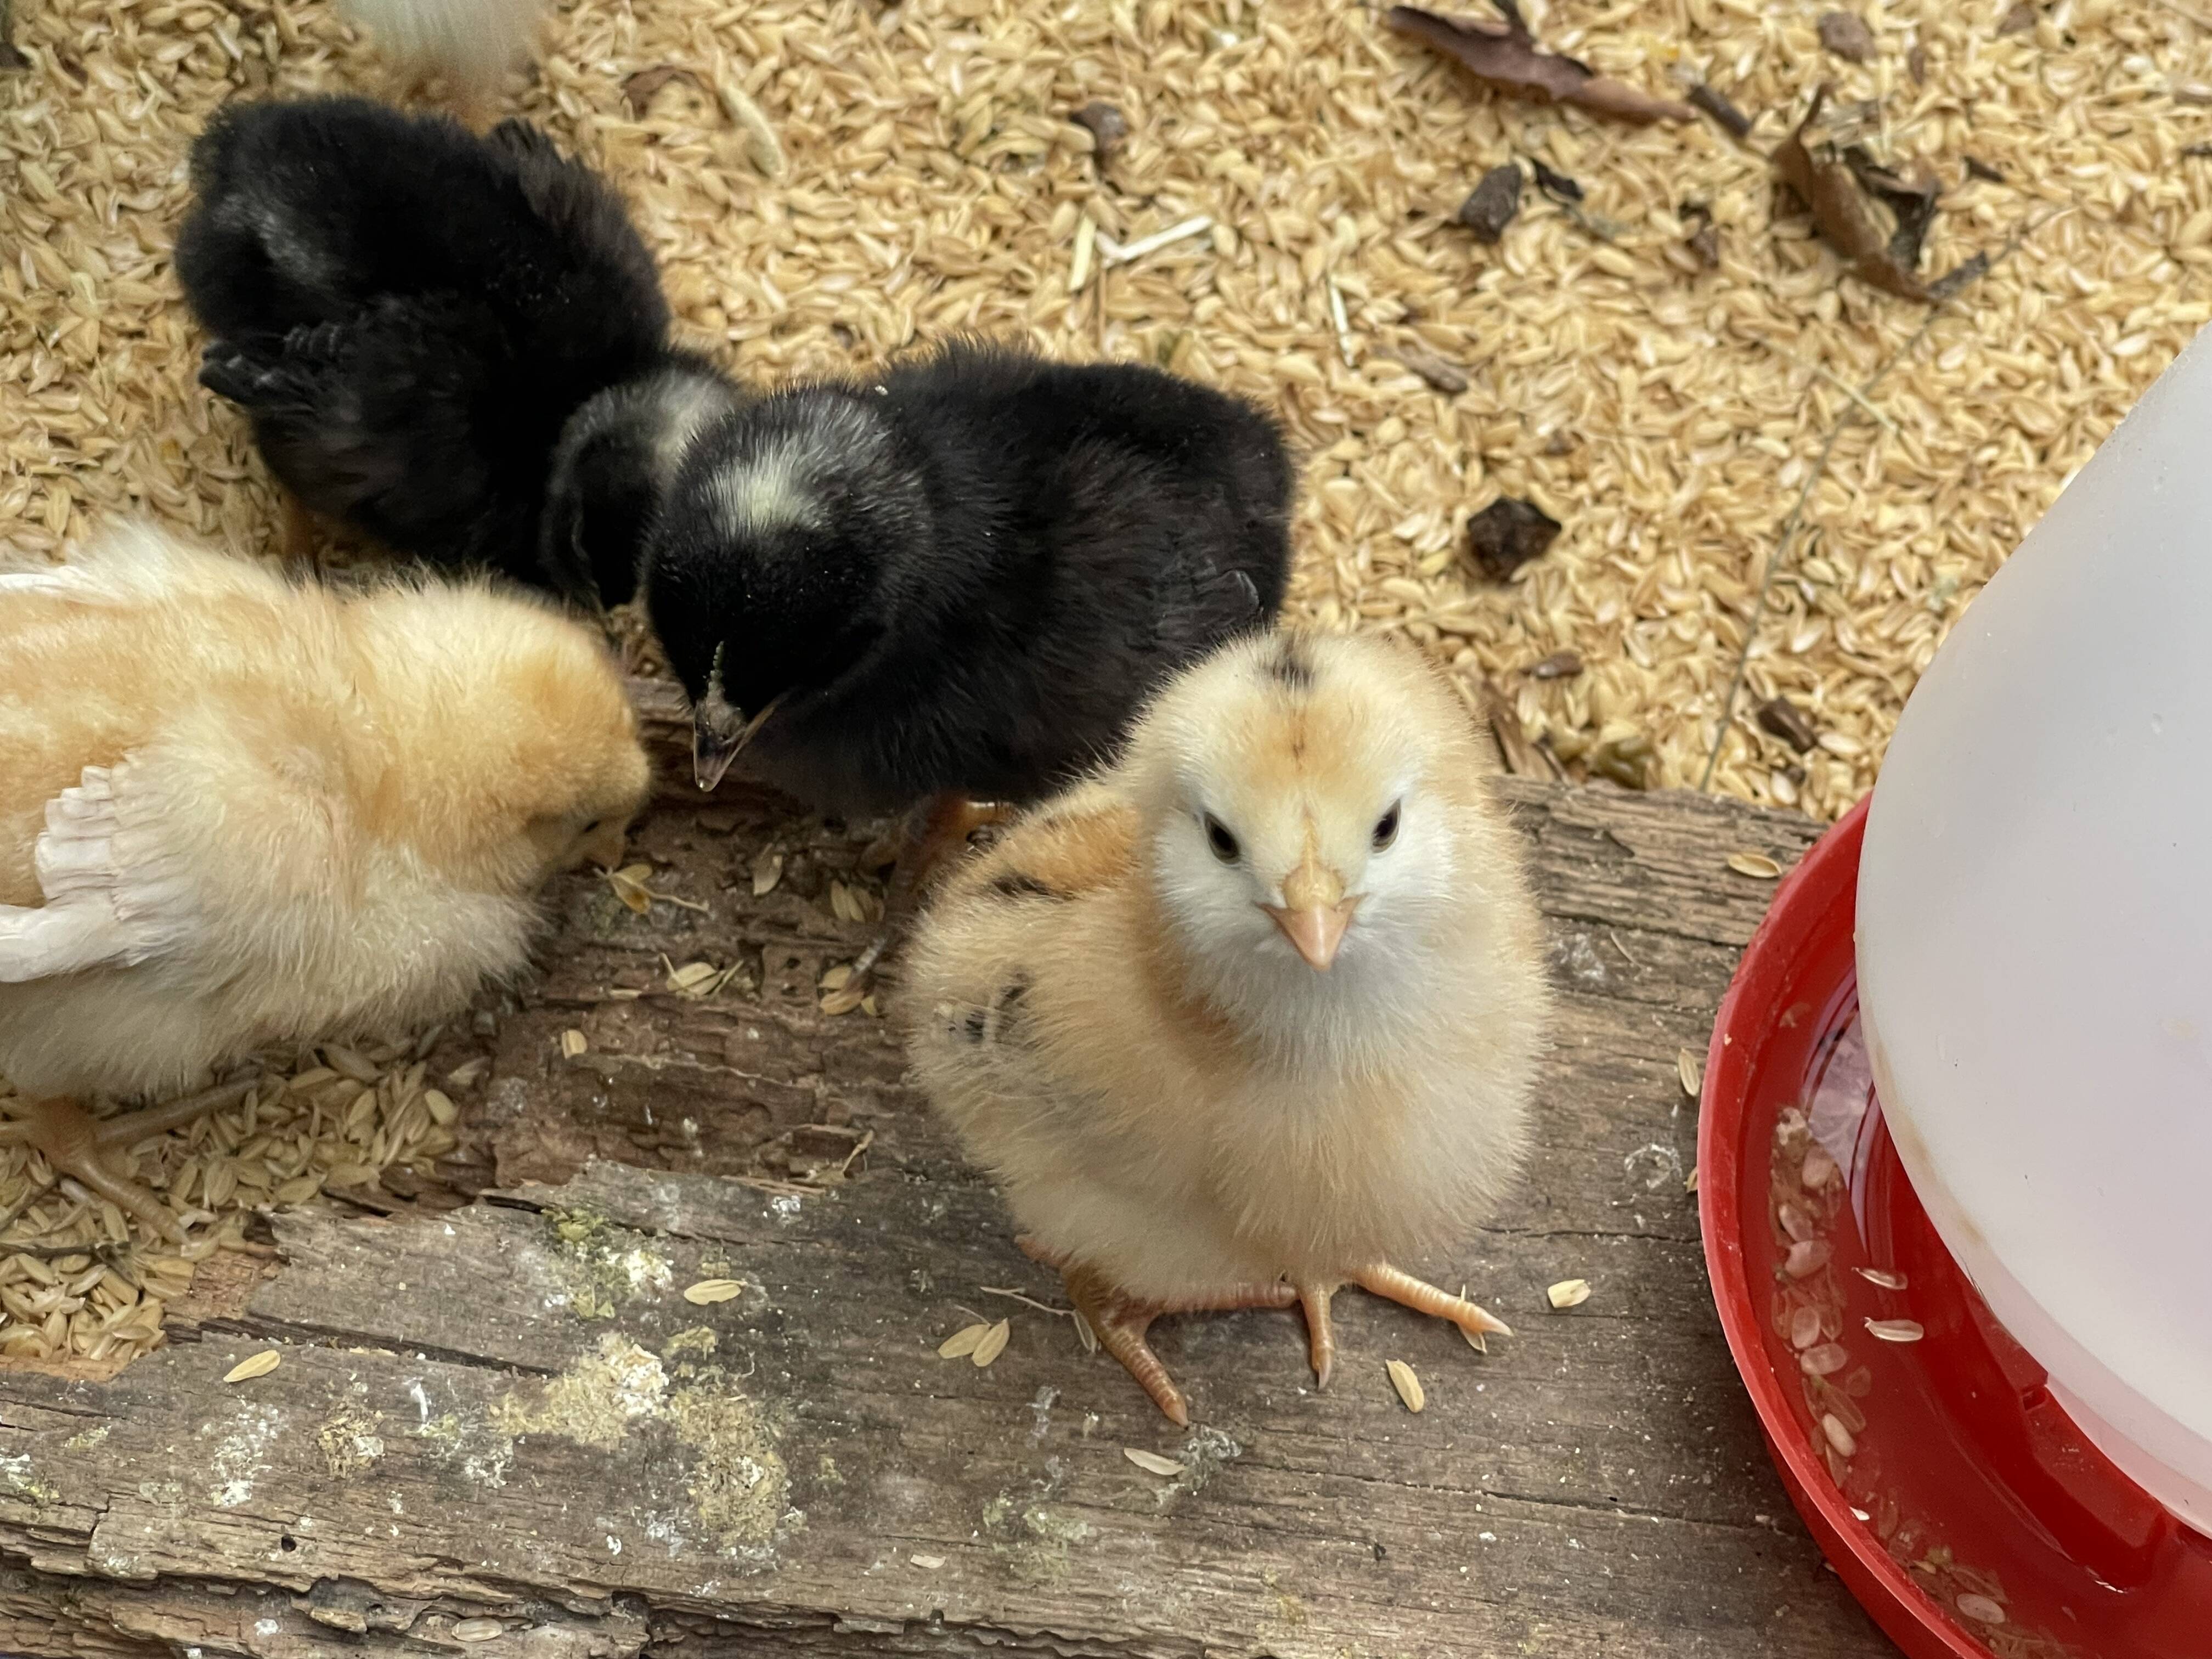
[1355,1263,1514,1341]
[0,1079,253,1244]
[1064,1265,1300,1425]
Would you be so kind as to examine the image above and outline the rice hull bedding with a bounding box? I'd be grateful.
[7,0,2208,827]
[0,778,1891,1657]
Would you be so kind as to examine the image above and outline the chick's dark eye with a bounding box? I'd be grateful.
[1204,814,1240,864]
[1373,802,1401,851]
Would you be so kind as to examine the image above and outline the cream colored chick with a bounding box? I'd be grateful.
[906,630,1549,1424]
[0,522,649,1239]
[337,0,548,123]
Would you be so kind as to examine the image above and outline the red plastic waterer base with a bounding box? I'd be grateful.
[1697,798,2212,1659]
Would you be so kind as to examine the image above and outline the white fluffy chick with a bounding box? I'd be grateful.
[0,522,649,1239]
[337,0,548,120]
[906,630,1549,1424]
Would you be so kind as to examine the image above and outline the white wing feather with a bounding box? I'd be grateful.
[0,766,199,982]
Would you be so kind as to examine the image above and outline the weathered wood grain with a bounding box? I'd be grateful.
[0,776,1884,1658]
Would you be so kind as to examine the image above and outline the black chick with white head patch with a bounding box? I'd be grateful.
[645,341,1294,974]
[176,95,736,606]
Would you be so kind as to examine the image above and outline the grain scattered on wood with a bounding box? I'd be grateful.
[1386,1358,1426,1412]
[910,1553,947,1570]
[452,1619,504,1644]
[1123,1447,1187,1476]
[1547,1278,1592,1310]
[1677,1047,1703,1096]
[561,1029,590,1059]
[1727,852,1783,880]
[938,1323,990,1359]
[749,847,785,897]
[684,1279,746,1305]
[972,1318,1012,1367]
[223,1351,281,1383]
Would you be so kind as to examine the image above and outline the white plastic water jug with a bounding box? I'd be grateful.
[1857,324,2212,1537]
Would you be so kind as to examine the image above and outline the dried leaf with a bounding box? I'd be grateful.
[1386,5,1695,124]
[1995,3,2035,36]
[560,1029,589,1059]
[1528,156,1582,205]
[1124,1447,1187,1476]
[1864,1318,1925,1343]
[684,1279,746,1305]
[1454,163,1523,242]
[1546,1278,1591,1309]
[1857,1267,1909,1291]
[1772,87,1931,301]
[1481,678,1553,780]
[910,1553,946,1569]
[1677,1047,1703,1097]
[938,1322,990,1358]
[1727,851,1782,879]
[1070,100,1130,161]
[622,65,707,115]
[1688,82,1752,139]
[1843,146,1940,268]
[1757,697,1819,753]
[972,1318,1011,1367]
[1386,1358,1426,1412]
[608,864,654,914]
[1466,495,1561,580]
[224,1350,281,1383]
[751,847,785,896]
[1818,12,1875,63]
[1378,343,1470,393]
[1529,650,1582,680]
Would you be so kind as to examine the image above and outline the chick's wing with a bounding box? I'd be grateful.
[0,732,363,994]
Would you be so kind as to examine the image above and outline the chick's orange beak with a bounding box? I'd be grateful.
[1263,857,1360,972]
[580,819,630,871]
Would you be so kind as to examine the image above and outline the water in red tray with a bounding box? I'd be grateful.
[1704,803,2212,1659]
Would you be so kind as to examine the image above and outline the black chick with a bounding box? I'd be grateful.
[174,94,737,607]
[643,340,1294,973]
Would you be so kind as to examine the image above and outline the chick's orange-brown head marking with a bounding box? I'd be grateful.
[1133,631,1489,1020]
[348,582,651,891]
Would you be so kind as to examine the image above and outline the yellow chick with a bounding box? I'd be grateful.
[0,522,649,1238]
[336,0,549,123]
[906,631,1550,1424]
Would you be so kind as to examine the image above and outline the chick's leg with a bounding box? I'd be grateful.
[0,1080,256,1244]
[1354,1264,1514,1342]
[848,793,1009,986]
[1065,1265,1297,1427]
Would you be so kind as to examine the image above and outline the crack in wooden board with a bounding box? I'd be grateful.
[0,779,1880,1657]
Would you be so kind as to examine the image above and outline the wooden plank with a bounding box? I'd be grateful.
[0,777,1884,1658]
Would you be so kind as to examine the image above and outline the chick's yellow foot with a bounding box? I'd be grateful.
[0,1080,256,1244]
[848,793,1011,986]
[1064,1265,1298,1426]
[1355,1263,1514,1342]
